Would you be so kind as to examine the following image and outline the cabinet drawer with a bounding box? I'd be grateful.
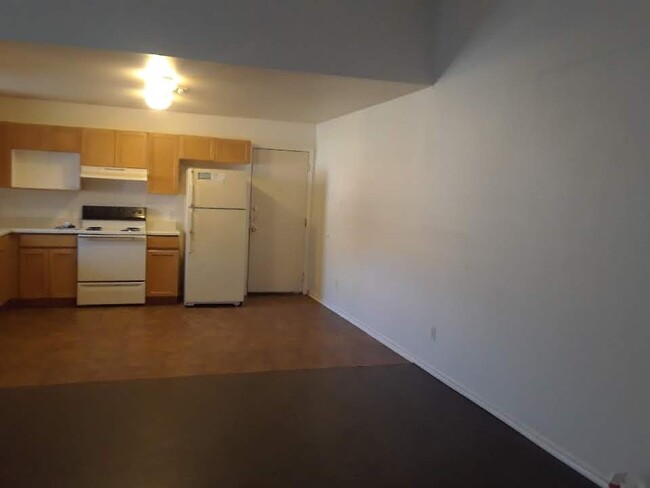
[0,235,8,252]
[147,235,180,249]
[19,234,77,248]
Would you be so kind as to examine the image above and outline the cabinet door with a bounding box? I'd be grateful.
[0,236,10,305]
[0,122,9,187]
[214,138,251,164]
[146,249,179,297]
[179,135,214,161]
[81,129,115,166]
[49,248,77,298]
[42,126,82,152]
[19,248,49,299]
[148,134,179,194]
[9,123,43,150]
[115,131,148,168]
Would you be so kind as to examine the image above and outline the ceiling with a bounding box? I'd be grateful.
[0,41,428,123]
[0,0,436,84]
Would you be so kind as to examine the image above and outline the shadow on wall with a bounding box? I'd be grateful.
[307,170,327,297]
[432,0,498,80]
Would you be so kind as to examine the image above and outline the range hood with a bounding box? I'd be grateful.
[80,166,148,181]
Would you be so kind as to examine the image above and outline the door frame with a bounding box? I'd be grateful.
[249,145,315,294]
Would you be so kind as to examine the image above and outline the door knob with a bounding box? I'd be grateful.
[251,225,257,232]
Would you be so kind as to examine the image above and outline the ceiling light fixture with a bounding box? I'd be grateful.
[142,55,184,110]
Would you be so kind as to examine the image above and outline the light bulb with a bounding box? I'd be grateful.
[142,55,179,110]
[144,90,173,110]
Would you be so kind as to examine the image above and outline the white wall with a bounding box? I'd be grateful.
[0,97,314,224]
[310,1,650,485]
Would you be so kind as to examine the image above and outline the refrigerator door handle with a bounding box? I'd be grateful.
[188,208,195,254]
[188,169,195,208]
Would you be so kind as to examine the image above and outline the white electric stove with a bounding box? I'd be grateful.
[77,205,147,306]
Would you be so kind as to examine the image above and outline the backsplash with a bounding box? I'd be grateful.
[0,179,184,225]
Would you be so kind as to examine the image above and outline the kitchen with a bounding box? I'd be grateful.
[0,121,255,307]
[0,38,423,313]
[0,45,328,310]
[1,2,643,486]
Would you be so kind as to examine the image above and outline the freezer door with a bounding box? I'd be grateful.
[184,208,248,304]
[188,168,248,209]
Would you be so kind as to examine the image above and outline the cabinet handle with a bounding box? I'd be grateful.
[80,283,142,288]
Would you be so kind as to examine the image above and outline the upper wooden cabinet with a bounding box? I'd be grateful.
[42,126,82,152]
[0,122,9,188]
[116,131,148,169]
[214,138,251,164]
[180,136,251,164]
[1,120,253,193]
[148,134,179,195]
[8,123,81,152]
[179,135,214,161]
[10,123,42,150]
[81,128,116,167]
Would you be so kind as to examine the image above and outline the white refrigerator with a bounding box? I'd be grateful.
[184,168,249,306]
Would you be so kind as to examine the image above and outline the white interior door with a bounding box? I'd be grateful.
[248,149,310,293]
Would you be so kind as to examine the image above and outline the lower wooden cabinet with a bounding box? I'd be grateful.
[146,249,180,298]
[146,235,181,299]
[18,237,77,299]
[49,248,77,298]
[0,234,17,306]
[19,248,49,299]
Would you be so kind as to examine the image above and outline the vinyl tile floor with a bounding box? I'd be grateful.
[0,295,406,388]
[0,365,596,487]
[0,295,597,487]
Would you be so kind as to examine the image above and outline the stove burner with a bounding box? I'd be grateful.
[86,226,102,231]
[121,227,141,232]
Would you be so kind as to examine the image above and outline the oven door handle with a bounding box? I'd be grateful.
[78,235,146,240]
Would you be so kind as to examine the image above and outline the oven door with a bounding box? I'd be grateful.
[77,234,146,282]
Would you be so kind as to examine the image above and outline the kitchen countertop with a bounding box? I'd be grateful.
[0,219,182,238]
[0,218,81,238]
[146,221,181,236]
[146,230,181,236]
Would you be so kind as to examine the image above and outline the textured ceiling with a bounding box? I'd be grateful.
[0,41,427,123]
[0,0,437,84]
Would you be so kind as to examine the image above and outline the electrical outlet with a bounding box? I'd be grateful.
[430,326,437,342]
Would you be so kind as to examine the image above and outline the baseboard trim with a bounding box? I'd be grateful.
[309,292,608,488]
[8,298,76,308]
[146,296,180,305]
